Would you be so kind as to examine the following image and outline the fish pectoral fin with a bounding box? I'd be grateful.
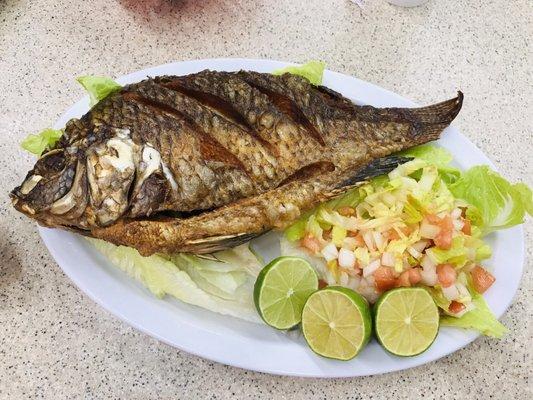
[333,155,412,190]
[181,232,262,253]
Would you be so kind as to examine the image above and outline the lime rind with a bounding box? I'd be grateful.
[374,287,439,357]
[254,257,318,330]
[301,286,372,360]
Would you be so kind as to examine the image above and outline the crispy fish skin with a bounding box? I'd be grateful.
[11,70,463,255]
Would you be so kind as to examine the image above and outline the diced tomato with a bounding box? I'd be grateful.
[426,214,441,225]
[337,206,355,216]
[426,214,453,249]
[448,301,466,314]
[396,271,411,287]
[353,233,365,247]
[322,229,332,241]
[461,218,472,235]
[374,267,397,292]
[470,265,496,294]
[318,279,328,289]
[408,268,422,285]
[436,263,457,288]
[301,235,321,254]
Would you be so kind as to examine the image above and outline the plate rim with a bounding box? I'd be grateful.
[39,58,525,378]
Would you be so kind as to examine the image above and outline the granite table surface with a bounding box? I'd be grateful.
[0,0,531,398]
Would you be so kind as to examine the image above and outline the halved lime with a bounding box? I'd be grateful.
[374,287,439,357]
[254,257,318,329]
[301,286,372,360]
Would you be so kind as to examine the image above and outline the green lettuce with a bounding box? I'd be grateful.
[441,293,507,338]
[170,245,261,301]
[399,144,460,184]
[77,75,122,106]
[426,287,451,311]
[449,166,532,234]
[87,238,261,322]
[426,236,468,266]
[400,144,453,167]
[21,128,62,155]
[273,60,325,85]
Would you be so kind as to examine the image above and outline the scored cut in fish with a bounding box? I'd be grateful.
[11,70,463,255]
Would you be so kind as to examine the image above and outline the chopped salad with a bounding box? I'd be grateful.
[282,145,530,337]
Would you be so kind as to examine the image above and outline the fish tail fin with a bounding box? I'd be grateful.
[404,91,463,140]
[355,92,463,147]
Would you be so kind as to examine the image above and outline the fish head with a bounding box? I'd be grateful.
[10,146,87,227]
[11,127,143,229]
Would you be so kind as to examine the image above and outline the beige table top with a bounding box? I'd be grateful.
[0,0,531,398]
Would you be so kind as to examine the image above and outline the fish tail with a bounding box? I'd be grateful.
[405,91,463,139]
[396,92,463,145]
[355,92,464,148]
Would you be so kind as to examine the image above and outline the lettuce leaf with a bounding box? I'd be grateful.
[87,238,261,322]
[441,293,507,338]
[171,245,261,301]
[399,144,453,167]
[273,60,326,85]
[77,75,122,106]
[449,166,532,234]
[399,144,461,184]
[21,128,63,155]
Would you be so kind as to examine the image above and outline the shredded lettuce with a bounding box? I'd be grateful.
[77,75,122,106]
[441,293,507,338]
[21,128,62,155]
[449,166,532,234]
[87,238,261,322]
[273,60,326,85]
[426,287,451,311]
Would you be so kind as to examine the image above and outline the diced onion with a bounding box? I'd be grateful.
[420,255,438,285]
[363,259,380,277]
[407,246,422,260]
[338,248,356,268]
[420,219,440,239]
[381,252,395,267]
[362,231,375,251]
[453,219,465,231]
[451,208,462,219]
[348,276,361,290]
[420,267,438,286]
[342,237,358,251]
[339,271,349,286]
[372,231,385,251]
[412,240,429,253]
[442,284,460,301]
[321,243,339,262]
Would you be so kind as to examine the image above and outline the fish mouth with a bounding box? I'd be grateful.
[10,145,91,226]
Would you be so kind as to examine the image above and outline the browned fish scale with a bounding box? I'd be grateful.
[10,70,463,255]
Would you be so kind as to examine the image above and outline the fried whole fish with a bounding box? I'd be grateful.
[11,70,463,255]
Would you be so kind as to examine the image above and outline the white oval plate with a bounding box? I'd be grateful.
[39,59,524,377]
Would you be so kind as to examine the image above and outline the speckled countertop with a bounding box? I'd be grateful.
[0,0,531,398]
